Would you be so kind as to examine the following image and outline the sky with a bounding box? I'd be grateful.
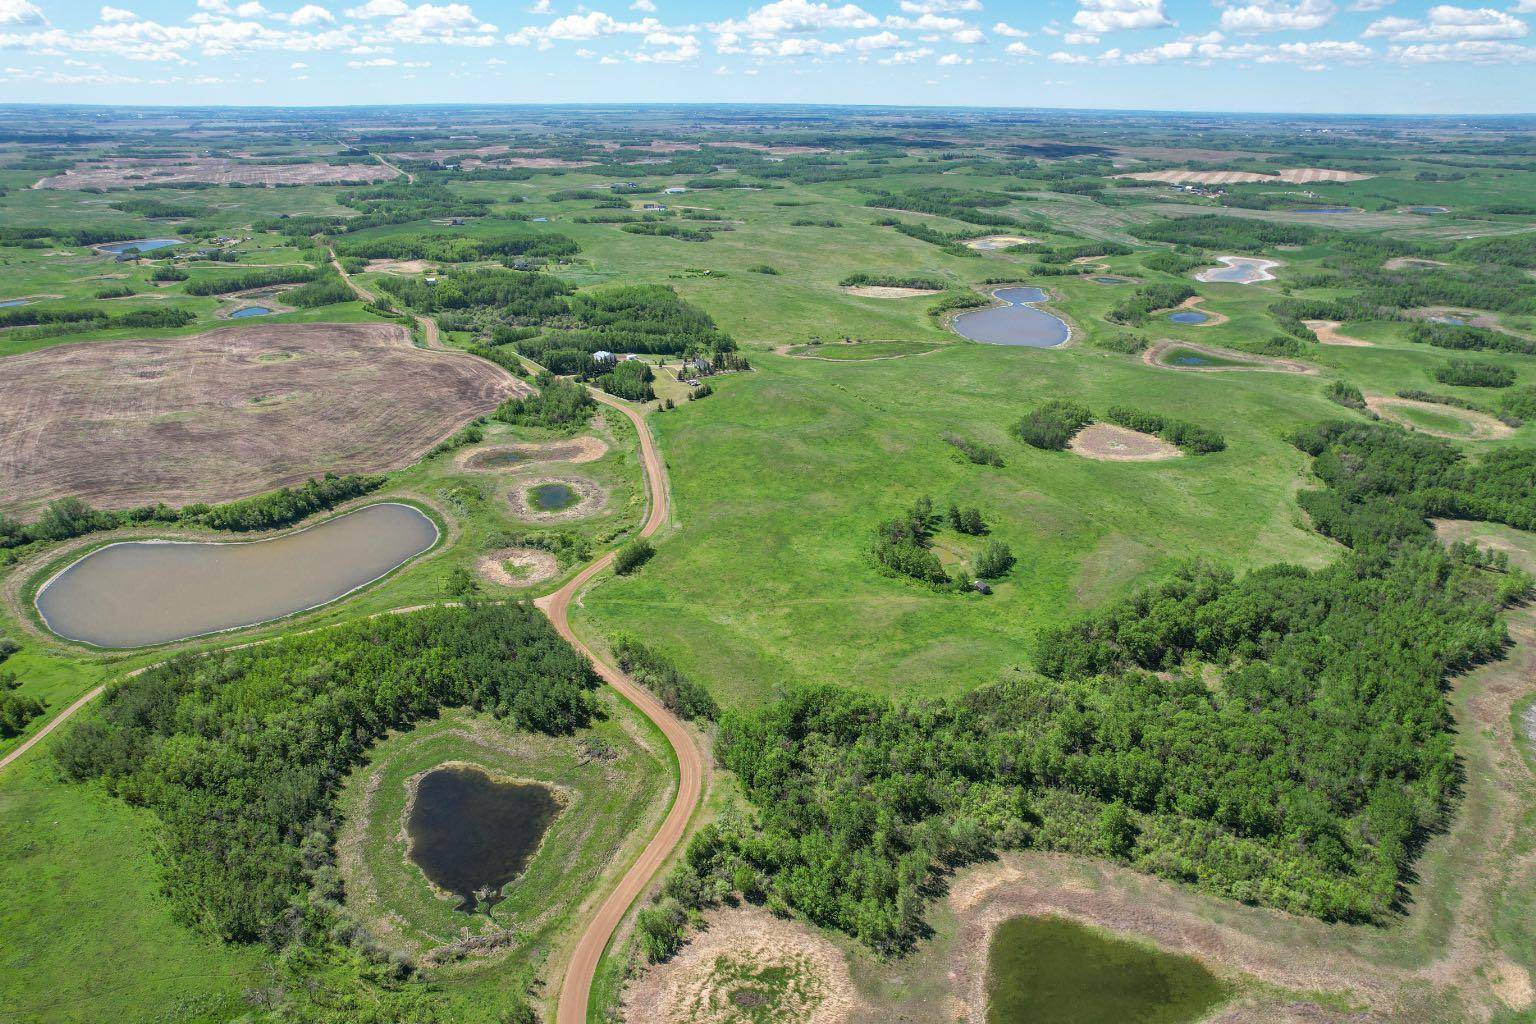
[0,0,1531,115]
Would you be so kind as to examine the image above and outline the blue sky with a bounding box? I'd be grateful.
[0,0,1530,113]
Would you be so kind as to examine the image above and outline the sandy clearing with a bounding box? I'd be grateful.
[964,234,1037,250]
[842,285,942,298]
[0,322,524,516]
[366,258,440,275]
[1365,396,1514,440]
[1384,257,1448,271]
[621,906,863,1024]
[1070,423,1183,462]
[1144,340,1316,375]
[1304,319,1372,346]
[477,547,559,588]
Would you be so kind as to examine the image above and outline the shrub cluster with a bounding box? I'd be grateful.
[1013,399,1092,450]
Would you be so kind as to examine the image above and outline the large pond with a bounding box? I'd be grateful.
[35,502,437,648]
[987,916,1228,1024]
[1167,310,1210,325]
[1194,256,1280,285]
[229,305,273,318]
[406,764,562,913]
[95,238,184,254]
[952,287,1070,348]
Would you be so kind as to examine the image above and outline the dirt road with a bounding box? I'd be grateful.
[539,387,703,1024]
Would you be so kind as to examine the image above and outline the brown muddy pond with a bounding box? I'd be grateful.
[406,764,562,913]
[35,502,437,648]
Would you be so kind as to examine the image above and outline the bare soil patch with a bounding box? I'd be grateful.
[458,436,609,471]
[1383,257,1447,271]
[476,547,559,588]
[1070,423,1182,462]
[1364,396,1514,440]
[1144,340,1316,375]
[1304,320,1371,347]
[622,906,862,1024]
[964,234,1037,250]
[35,157,398,189]
[366,258,440,275]
[0,322,523,516]
[842,285,942,298]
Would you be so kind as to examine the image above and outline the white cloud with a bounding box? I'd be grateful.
[285,4,335,26]
[1348,0,1393,9]
[1072,0,1170,33]
[937,49,970,61]
[100,6,137,22]
[0,0,45,26]
[851,28,904,47]
[1219,0,1336,34]
[508,9,659,44]
[1388,38,1534,58]
[1365,5,1526,40]
[1004,39,1037,53]
[1063,30,1099,43]
[631,0,657,9]
[950,26,985,41]
[345,0,407,16]
[880,44,931,60]
[899,0,980,11]
[528,0,551,10]
[992,20,1026,35]
[711,0,878,40]
[290,58,307,65]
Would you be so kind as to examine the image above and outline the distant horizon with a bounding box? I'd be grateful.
[1,0,1534,116]
[2,100,1533,122]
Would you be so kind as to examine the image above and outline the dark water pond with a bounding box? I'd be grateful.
[951,287,1069,348]
[1092,276,1127,285]
[96,238,183,254]
[465,448,525,470]
[1167,310,1210,325]
[987,916,1228,1024]
[406,765,562,913]
[230,305,272,318]
[1173,355,1209,365]
[36,503,437,648]
[530,482,578,510]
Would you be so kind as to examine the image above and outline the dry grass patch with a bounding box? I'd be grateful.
[841,285,942,298]
[1070,423,1183,462]
[622,907,863,1024]
[963,234,1037,250]
[476,547,559,588]
[1304,320,1372,347]
[0,322,522,515]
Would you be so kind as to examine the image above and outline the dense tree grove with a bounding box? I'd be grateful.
[1106,283,1197,325]
[1433,357,1516,388]
[1131,215,1319,250]
[611,633,718,721]
[1408,322,1536,356]
[590,359,656,402]
[1013,399,1092,449]
[0,668,44,737]
[334,227,578,263]
[492,373,596,429]
[376,267,572,320]
[56,603,598,943]
[184,266,318,295]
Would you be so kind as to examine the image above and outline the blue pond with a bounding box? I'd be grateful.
[951,287,1069,348]
[1173,356,1211,366]
[1406,206,1446,215]
[1093,276,1127,285]
[1168,310,1210,325]
[1431,315,1468,326]
[0,298,30,308]
[97,238,183,254]
[532,216,549,222]
[230,305,273,318]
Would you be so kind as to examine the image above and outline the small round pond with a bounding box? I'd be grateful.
[1430,314,1468,326]
[529,482,579,511]
[229,305,273,319]
[1092,276,1128,285]
[951,287,1069,348]
[35,502,437,648]
[406,764,562,913]
[987,916,1228,1024]
[1167,310,1210,325]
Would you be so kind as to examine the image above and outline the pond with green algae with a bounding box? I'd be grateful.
[530,482,579,511]
[986,916,1228,1024]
